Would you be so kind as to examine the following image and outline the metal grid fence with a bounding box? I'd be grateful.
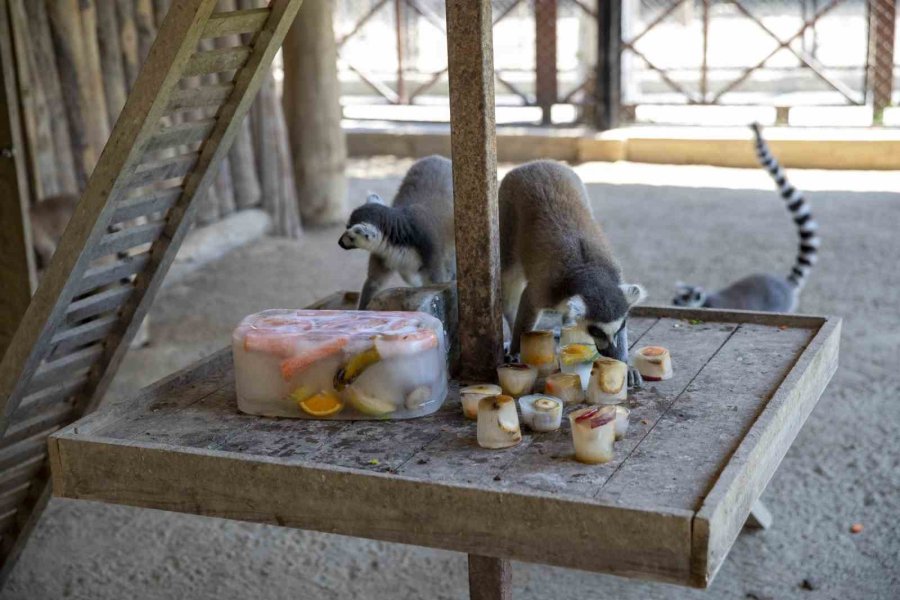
[334,0,898,127]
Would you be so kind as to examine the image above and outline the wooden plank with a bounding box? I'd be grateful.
[27,345,103,392]
[691,317,840,586]
[111,188,181,223]
[445,0,503,381]
[165,82,233,111]
[144,119,216,153]
[78,254,150,293]
[183,46,251,76]
[17,378,88,422]
[201,8,270,38]
[468,555,511,600]
[126,152,199,188]
[597,323,815,511]
[95,222,166,258]
[65,286,134,322]
[1,404,74,449]
[49,316,119,355]
[0,455,44,489]
[49,434,695,584]
[0,0,36,357]
[0,433,48,473]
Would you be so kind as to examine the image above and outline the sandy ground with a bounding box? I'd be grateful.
[4,159,899,599]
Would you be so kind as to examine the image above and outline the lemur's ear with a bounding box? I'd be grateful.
[366,193,385,205]
[620,283,647,307]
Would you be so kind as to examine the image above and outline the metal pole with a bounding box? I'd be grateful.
[595,0,622,130]
[394,0,407,104]
[535,0,558,125]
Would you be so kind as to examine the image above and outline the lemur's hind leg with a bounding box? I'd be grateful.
[359,255,392,310]
[600,325,642,388]
[510,284,540,356]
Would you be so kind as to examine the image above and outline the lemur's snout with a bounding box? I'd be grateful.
[338,233,353,249]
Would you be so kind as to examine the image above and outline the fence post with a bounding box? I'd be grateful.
[867,0,895,121]
[595,0,622,130]
[535,0,557,125]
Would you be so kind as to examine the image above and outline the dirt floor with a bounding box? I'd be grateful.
[4,159,899,599]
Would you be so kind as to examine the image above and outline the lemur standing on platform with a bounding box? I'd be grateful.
[500,160,646,387]
[339,155,456,310]
[673,123,820,313]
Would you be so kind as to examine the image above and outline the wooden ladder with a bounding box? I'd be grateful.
[0,0,303,582]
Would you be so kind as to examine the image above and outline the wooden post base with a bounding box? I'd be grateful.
[468,554,511,600]
[745,499,773,531]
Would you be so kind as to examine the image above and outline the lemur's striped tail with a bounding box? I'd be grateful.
[751,123,819,289]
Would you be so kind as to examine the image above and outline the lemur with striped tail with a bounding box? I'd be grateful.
[673,123,820,312]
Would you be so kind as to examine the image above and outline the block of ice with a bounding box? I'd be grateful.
[233,309,448,419]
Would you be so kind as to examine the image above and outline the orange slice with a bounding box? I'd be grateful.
[298,391,344,417]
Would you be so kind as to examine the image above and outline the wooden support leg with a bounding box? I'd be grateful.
[468,554,511,600]
[745,499,773,531]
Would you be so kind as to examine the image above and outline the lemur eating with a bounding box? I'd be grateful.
[500,160,646,387]
[673,123,819,313]
[338,155,456,310]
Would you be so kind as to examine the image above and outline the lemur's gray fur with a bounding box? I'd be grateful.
[673,123,820,313]
[339,155,456,310]
[500,160,646,387]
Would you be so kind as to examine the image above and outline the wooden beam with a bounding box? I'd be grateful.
[468,554,511,600]
[446,0,503,382]
[595,0,621,130]
[0,0,36,359]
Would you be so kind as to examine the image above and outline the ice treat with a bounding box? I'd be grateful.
[587,357,628,405]
[569,405,616,464]
[559,343,599,390]
[233,309,448,419]
[520,330,557,376]
[518,395,563,432]
[634,346,673,381]
[497,363,538,397]
[477,395,522,449]
[544,372,584,405]
[460,384,502,420]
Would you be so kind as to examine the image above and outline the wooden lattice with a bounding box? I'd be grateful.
[0,0,303,583]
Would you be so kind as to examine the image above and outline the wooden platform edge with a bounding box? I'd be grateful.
[689,315,841,587]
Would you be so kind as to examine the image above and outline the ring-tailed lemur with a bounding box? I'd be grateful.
[673,123,820,313]
[500,160,646,387]
[338,155,456,310]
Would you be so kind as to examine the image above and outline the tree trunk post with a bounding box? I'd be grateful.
[467,554,512,600]
[282,0,347,227]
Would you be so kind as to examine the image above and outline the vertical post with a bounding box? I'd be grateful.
[595,0,622,130]
[700,0,709,102]
[0,0,36,358]
[535,0,557,125]
[468,554,512,600]
[867,0,895,121]
[446,0,503,383]
[394,0,407,104]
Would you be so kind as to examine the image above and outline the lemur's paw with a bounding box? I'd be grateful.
[627,366,643,389]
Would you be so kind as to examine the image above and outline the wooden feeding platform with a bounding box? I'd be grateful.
[49,304,839,589]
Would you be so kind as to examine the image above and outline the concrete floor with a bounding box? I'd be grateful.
[4,160,899,599]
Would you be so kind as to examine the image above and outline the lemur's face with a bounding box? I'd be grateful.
[564,284,645,352]
[584,318,626,351]
[673,284,705,307]
[338,222,382,251]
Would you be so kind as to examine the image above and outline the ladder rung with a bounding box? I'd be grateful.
[0,457,44,493]
[183,46,251,76]
[0,434,49,474]
[66,287,134,322]
[50,316,118,356]
[144,119,216,153]
[112,189,181,224]
[27,346,102,392]
[127,153,199,189]
[166,83,234,112]
[96,222,166,258]
[17,377,87,422]
[0,404,76,450]
[0,484,31,515]
[78,254,150,293]
[202,8,270,38]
